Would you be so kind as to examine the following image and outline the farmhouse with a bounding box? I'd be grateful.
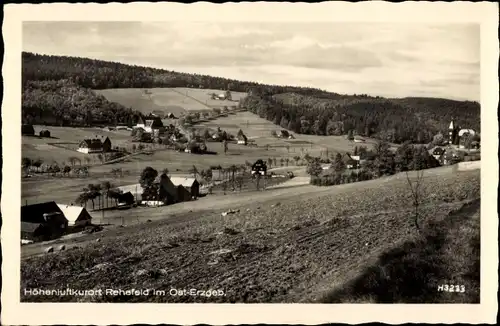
[170,177,200,199]
[56,204,93,227]
[21,201,68,240]
[135,117,164,133]
[22,124,35,136]
[237,134,248,145]
[157,174,179,204]
[166,112,177,119]
[77,136,112,154]
[251,159,267,176]
[176,185,192,202]
[117,192,135,206]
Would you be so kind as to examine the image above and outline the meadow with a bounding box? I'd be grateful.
[94,87,247,116]
[21,111,355,206]
[21,168,480,303]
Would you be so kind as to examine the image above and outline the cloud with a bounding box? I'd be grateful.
[22,21,480,101]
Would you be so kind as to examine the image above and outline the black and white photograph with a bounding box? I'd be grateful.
[2,2,498,325]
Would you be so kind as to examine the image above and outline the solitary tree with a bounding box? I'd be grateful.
[331,153,345,172]
[406,169,425,232]
[139,166,158,201]
[306,157,323,178]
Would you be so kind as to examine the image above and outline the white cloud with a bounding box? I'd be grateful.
[22,22,480,101]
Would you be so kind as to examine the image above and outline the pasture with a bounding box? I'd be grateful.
[94,87,247,116]
[21,168,480,303]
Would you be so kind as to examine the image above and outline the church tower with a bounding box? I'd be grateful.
[448,119,455,144]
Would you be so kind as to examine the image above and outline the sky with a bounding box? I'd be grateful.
[22,21,480,101]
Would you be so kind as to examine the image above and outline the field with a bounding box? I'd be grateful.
[22,111,358,206]
[20,168,480,303]
[94,87,247,116]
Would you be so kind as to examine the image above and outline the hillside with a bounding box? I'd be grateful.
[22,52,480,144]
[21,168,480,303]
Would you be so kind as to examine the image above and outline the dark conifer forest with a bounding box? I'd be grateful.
[22,52,480,144]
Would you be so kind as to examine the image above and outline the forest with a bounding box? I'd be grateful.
[22,52,480,144]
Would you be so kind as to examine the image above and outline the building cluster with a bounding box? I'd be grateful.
[115,175,200,207]
[21,201,93,242]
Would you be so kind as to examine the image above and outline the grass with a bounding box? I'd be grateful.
[20,169,480,303]
[94,87,247,116]
[319,198,480,303]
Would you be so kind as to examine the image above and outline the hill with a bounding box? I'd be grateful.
[94,87,247,117]
[22,52,480,144]
[21,168,480,303]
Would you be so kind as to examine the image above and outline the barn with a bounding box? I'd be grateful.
[176,185,192,202]
[57,204,93,227]
[21,201,68,240]
[170,177,200,199]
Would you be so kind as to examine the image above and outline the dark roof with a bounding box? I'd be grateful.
[79,138,104,149]
[21,201,64,224]
[145,118,164,128]
[433,147,445,155]
[21,222,44,233]
[22,124,35,134]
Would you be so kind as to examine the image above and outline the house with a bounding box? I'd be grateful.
[117,192,135,206]
[56,204,92,227]
[166,112,177,119]
[77,136,112,154]
[176,185,192,202]
[21,201,68,240]
[237,134,248,145]
[251,159,267,176]
[21,222,47,241]
[343,154,358,169]
[185,141,207,154]
[170,177,200,199]
[22,124,35,136]
[353,136,365,143]
[116,184,142,200]
[277,130,290,138]
[144,117,165,134]
[39,129,51,138]
[431,147,446,161]
[157,174,179,204]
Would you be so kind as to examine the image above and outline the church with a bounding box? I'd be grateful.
[448,119,476,146]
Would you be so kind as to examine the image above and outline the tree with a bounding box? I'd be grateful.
[406,169,424,232]
[373,140,395,177]
[285,158,289,166]
[63,165,71,176]
[162,167,169,176]
[68,156,78,167]
[306,157,323,177]
[189,165,199,179]
[331,153,345,172]
[394,142,414,172]
[347,129,354,141]
[139,166,158,201]
[293,155,300,166]
[22,157,32,172]
[101,181,113,208]
[235,175,244,191]
[223,140,228,154]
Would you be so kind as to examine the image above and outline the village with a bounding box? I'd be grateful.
[21,101,480,247]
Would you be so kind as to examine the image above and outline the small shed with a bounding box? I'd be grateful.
[39,129,51,138]
[117,191,135,205]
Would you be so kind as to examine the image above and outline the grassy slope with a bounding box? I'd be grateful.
[94,88,247,115]
[21,169,480,303]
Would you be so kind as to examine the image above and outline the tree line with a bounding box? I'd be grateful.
[22,52,480,144]
[240,91,480,145]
